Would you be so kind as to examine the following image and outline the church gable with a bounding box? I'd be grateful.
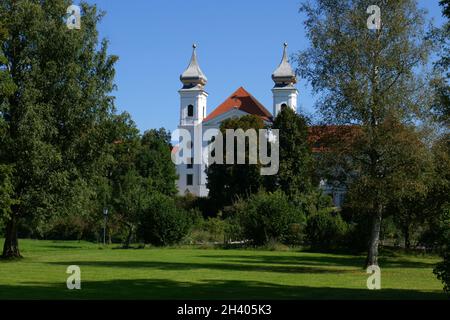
[203,86,273,123]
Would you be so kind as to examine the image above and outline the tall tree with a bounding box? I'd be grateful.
[266,107,313,197]
[108,115,178,247]
[432,0,450,128]
[138,128,177,197]
[432,0,450,294]
[297,0,436,266]
[206,115,265,211]
[0,1,118,258]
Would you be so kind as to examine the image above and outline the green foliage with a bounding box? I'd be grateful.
[305,210,348,250]
[234,190,306,245]
[206,115,266,211]
[420,137,450,250]
[433,0,450,127]
[0,164,14,223]
[434,250,450,294]
[43,214,100,242]
[188,217,228,244]
[267,107,313,197]
[433,207,450,293]
[138,128,177,196]
[291,190,334,217]
[297,0,437,265]
[0,0,119,256]
[138,193,191,246]
[107,116,177,247]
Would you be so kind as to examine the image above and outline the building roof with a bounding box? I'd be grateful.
[308,125,361,153]
[180,44,207,89]
[272,43,297,86]
[203,86,273,123]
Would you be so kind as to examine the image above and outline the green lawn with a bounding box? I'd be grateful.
[0,239,446,300]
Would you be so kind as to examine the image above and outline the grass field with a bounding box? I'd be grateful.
[0,239,446,300]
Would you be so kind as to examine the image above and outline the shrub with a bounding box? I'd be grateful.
[433,207,450,293]
[305,209,348,250]
[43,214,101,241]
[434,250,450,294]
[291,190,334,217]
[188,217,227,244]
[234,190,306,245]
[419,207,450,251]
[138,193,191,246]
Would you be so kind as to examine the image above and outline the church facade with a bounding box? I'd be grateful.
[175,44,346,207]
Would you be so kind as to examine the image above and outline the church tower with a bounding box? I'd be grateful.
[177,44,208,196]
[271,43,298,117]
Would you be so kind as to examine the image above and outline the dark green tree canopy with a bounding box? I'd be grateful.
[267,107,313,197]
[206,115,265,211]
[0,0,118,257]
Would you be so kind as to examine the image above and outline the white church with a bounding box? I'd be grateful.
[174,44,346,207]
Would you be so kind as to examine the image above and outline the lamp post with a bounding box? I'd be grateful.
[103,208,108,246]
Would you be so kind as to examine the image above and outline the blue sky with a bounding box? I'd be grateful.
[84,0,446,133]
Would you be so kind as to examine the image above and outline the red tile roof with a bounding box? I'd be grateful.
[308,125,361,153]
[203,86,273,122]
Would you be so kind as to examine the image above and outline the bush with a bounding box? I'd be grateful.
[138,193,191,246]
[234,190,306,245]
[291,190,334,216]
[305,209,348,250]
[42,214,101,241]
[419,206,450,251]
[434,250,450,294]
[433,207,450,293]
[188,217,227,244]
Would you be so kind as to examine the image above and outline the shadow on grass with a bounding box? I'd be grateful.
[195,254,437,269]
[47,260,354,274]
[0,278,445,300]
[41,245,86,250]
[197,254,365,268]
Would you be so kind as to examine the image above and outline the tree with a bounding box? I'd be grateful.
[0,165,14,234]
[432,0,450,292]
[233,190,306,245]
[138,193,191,246]
[0,1,118,258]
[108,115,178,247]
[206,115,266,210]
[297,0,436,266]
[432,0,450,128]
[138,128,177,197]
[387,192,428,249]
[266,107,313,197]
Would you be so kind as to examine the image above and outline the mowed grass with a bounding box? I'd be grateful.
[0,239,446,300]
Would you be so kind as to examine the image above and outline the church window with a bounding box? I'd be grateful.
[281,103,288,110]
[186,174,193,186]
[187,104,194,117]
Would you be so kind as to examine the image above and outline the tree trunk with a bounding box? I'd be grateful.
[366,207,382,267]
[124,225,133,248]
[2,214,21,259]
[404,225,411,250]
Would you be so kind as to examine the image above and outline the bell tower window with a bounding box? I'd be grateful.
[187,104,194,117]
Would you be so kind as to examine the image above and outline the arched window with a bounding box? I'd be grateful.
[281,103,288,111]
[187,104,194,117]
